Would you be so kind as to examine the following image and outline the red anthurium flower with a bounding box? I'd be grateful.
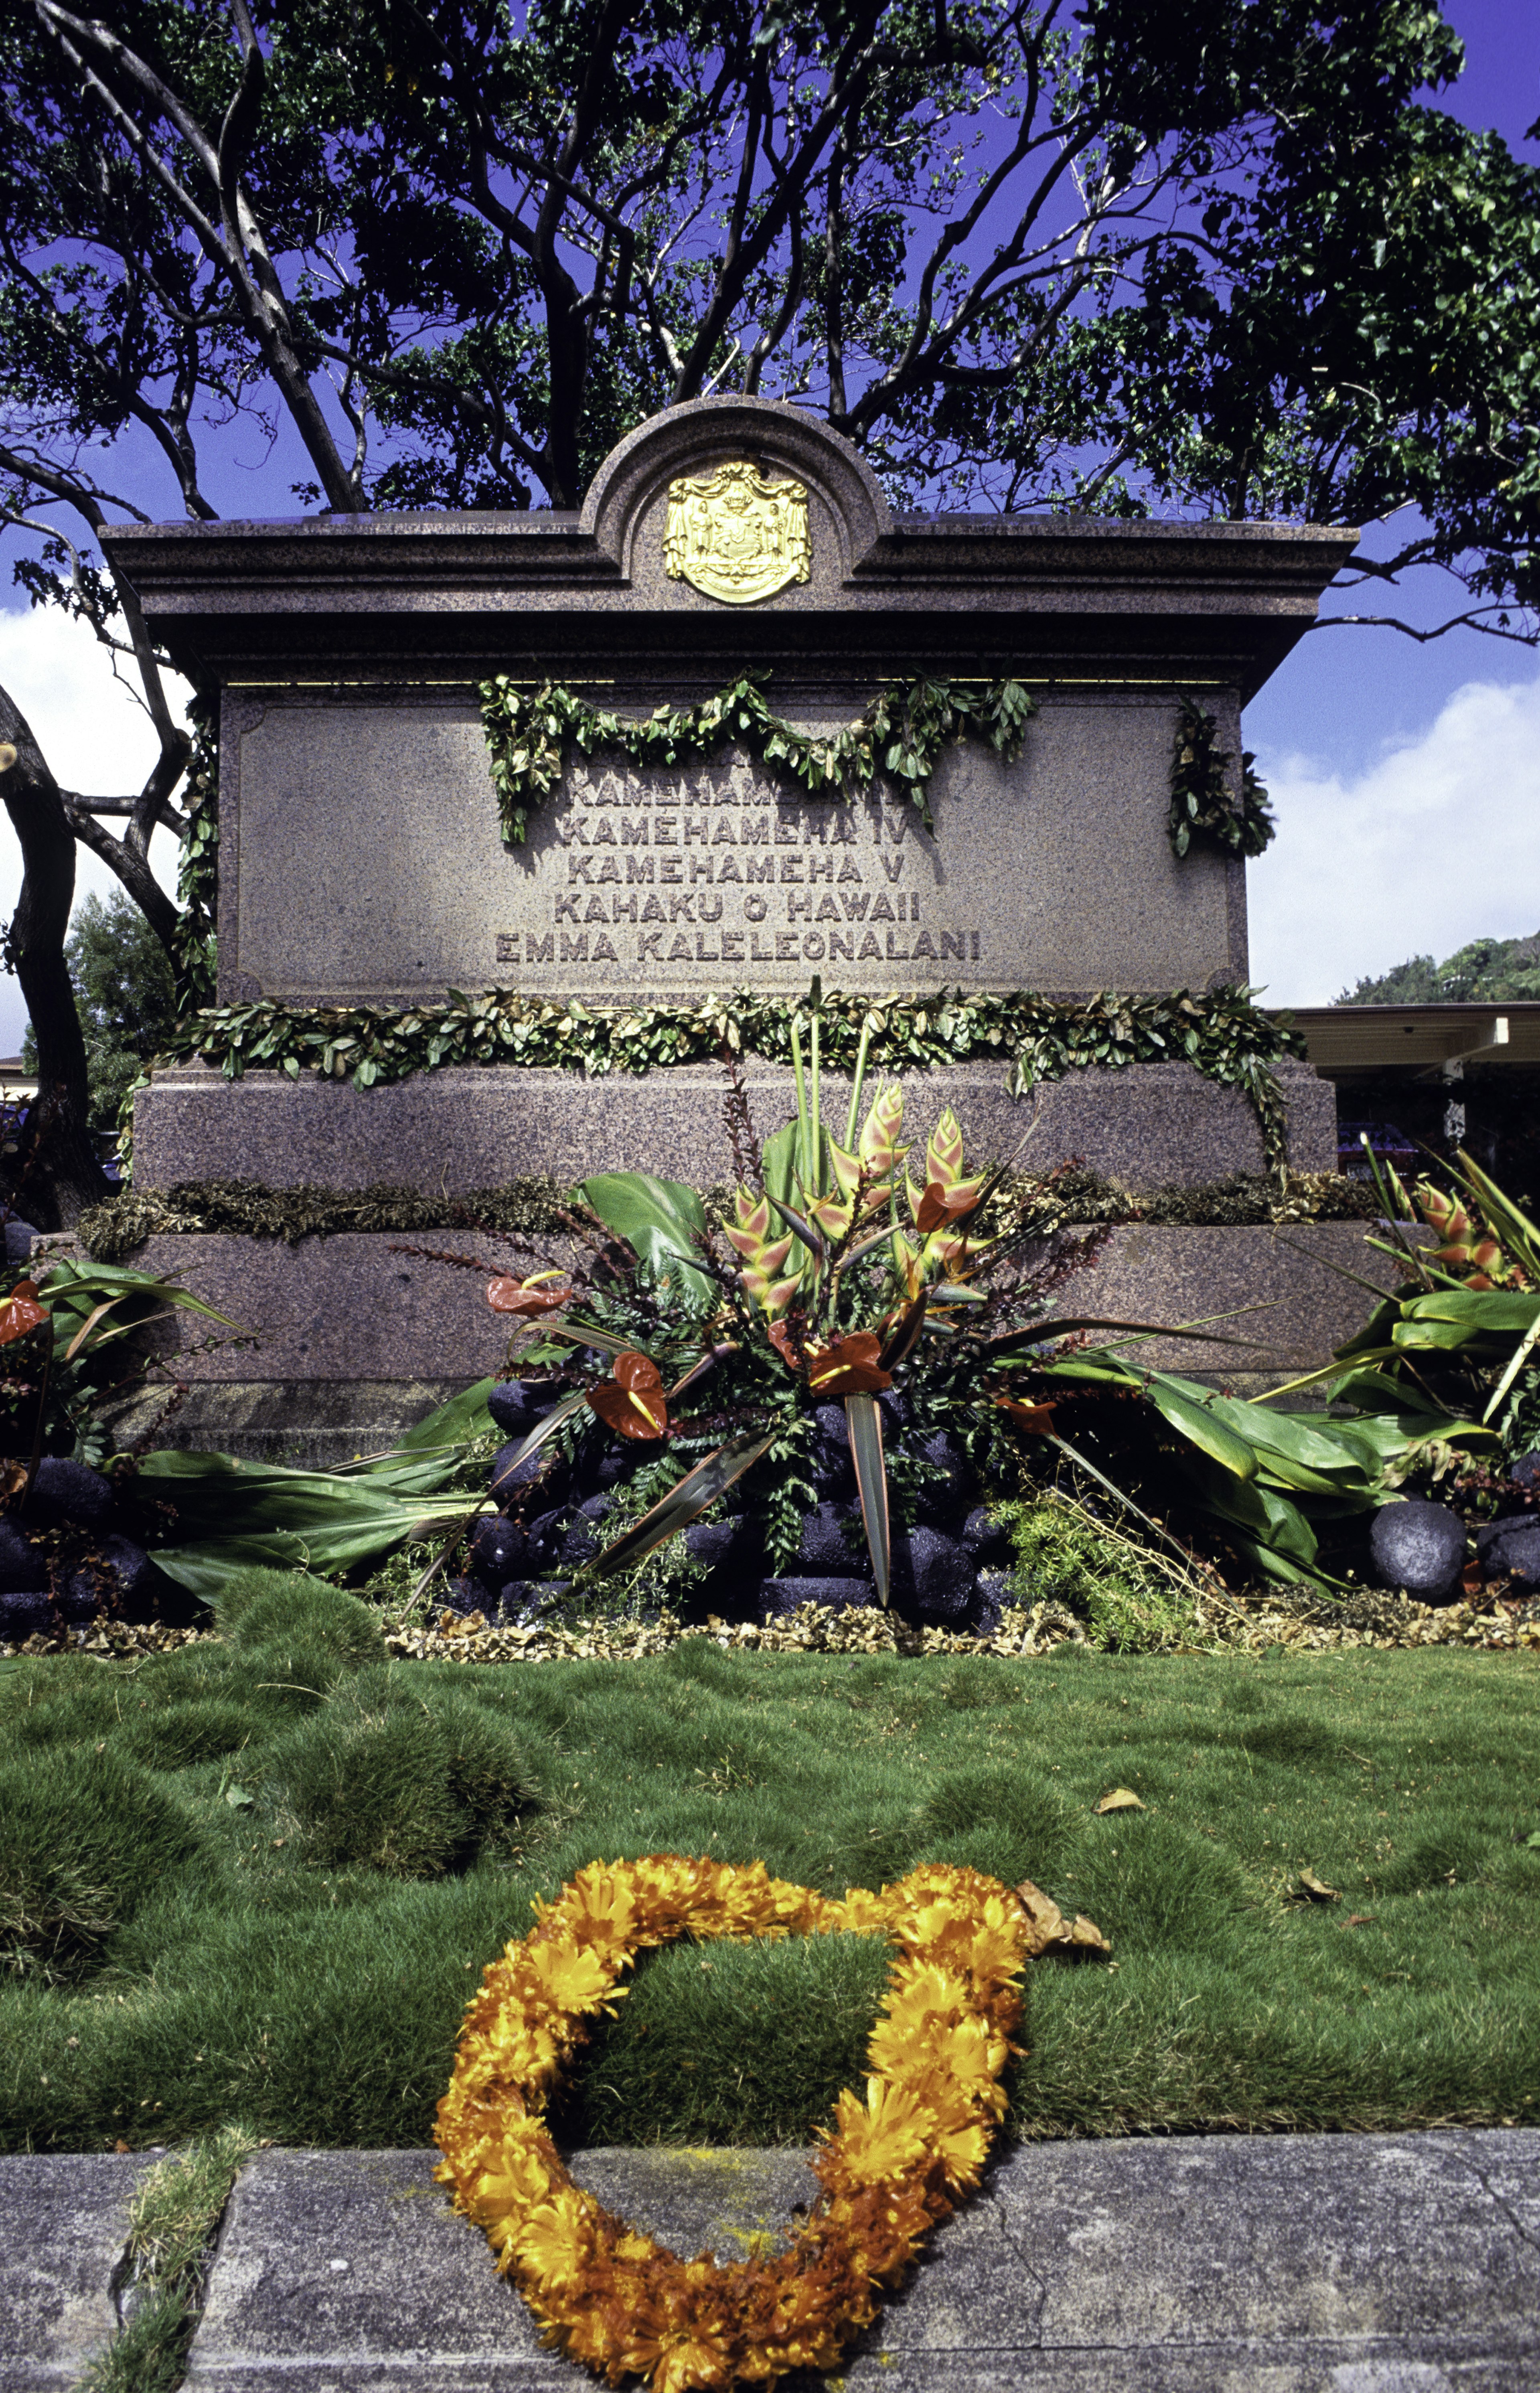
[587,1350,669,1441]
[995,1393,1057,1436]
[803,1332,893,1396]
[0,1281,47,1346]
[486,1272,571,1316]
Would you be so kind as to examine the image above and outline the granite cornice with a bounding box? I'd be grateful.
[106,507,1357,606]
[105,505,1357,703]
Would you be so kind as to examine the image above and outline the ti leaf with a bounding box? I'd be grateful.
[588,1428,778,1578]
[845,1392,891,1607]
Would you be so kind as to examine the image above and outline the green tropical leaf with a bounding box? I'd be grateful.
[580,1171,714,1308]
[760,1120,801,1208]
[149,1533,310,1598]
[381,1378,495,1459]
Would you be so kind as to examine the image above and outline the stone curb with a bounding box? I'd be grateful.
[0,2150,162,2389]
[8,2132,1536,2392]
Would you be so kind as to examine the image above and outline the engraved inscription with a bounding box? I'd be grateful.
[494,758,983,988]
[230,698,1240,1009]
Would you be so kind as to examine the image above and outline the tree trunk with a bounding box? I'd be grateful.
[0,685,111,1231]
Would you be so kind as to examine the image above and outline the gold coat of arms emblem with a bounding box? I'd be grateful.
[663,460,811,604]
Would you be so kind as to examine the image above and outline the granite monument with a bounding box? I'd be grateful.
[94,396,1374,1450]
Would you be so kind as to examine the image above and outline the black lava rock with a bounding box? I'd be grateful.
[4,1217,39,1265]
[962,1506,1012,1567]
[757,1576,873,1621]
[560,1494,612,1570]
[498,1579,571,1623]
[469,1513,542,1587]
[0,1589,53,1641]
[793,1500,867,1577]
[490,1436,568,1508]
[0,1518,43,1593]
[1369,1499,1467,1603]
[594,1449,642,1492]
[25,1457,114,1531]
[685,1514,765,1597]
[975,1568,1013,1634]
[913,1430,969,1525]
[55,1574,103,1624]
[487,1382,536,1438]
[441,1574,487,1616]
[1477,1515,1540,1587]
[1510,1450,1540,1489]
[809,1404,856,1498]
[525,1507,568,1555]
[65,1536,156,1621]
[890,1526,974,1620]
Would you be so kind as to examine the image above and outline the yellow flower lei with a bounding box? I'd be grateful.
[435,1855,1034,2392]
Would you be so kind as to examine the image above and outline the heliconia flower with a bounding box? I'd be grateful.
[823,1130,896,1221]
[906,1107,986,1235]
[486,1270,571,1316]
[723,1189,776,1261]
[742,1263,803,1315]
[859,1080,909,1178]
[586,1350,669,1441]
[0,1281,47,1346]
[724,1186,802,1311]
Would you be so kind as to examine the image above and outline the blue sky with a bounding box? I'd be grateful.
[1243,0,1540,1002]
[2,1,1538,1050]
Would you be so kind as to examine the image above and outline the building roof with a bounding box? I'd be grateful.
[1275,1004,1540,1074]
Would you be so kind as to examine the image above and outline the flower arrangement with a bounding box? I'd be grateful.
[435,1855,1050,2390]
[485,1009,1146,1602]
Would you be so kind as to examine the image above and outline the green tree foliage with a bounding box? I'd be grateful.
[1,2,1534,613]
[1,2,1538,1220]
[22,892,178,1135]
[1337,934,1540,1005]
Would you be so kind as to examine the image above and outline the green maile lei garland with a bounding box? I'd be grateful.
[1169,701,1276,861]
[156,981,1305,1174]
[478,669,1037,843]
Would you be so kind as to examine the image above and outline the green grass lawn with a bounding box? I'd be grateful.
[3,1570,1537,2154]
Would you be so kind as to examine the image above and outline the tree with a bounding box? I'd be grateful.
[21,889,179,1139]
[1338,933,1540,1007]
[2,0,1537,1220]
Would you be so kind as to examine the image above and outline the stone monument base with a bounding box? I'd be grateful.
[95,1051,1359,1459]
[71,1220,1391,1466]
[132,1055,1336,1195]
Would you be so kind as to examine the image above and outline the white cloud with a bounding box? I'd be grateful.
[1246,667,1540,1006]
[0,605,192,1056]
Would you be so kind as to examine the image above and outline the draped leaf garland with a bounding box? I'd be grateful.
[160,981,1305,1171]
[478,671,1037,843]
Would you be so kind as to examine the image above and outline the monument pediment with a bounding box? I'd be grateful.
[102,397,1355,695]
[578,395,892,598]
